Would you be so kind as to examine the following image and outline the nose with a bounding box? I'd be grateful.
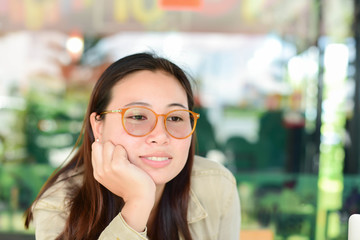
[146,115,170,144]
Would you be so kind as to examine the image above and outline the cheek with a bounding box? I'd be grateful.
[102,121,129,143]
[103,130,139,162]
[177,138,192,158]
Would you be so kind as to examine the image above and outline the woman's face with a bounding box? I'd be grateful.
[92,70,192,187]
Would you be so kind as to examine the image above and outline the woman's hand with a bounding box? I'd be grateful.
[91,141,156,232]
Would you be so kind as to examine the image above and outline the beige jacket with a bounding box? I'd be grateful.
[32,156,241,239]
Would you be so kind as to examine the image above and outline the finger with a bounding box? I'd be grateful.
[91,141,103,178]
[112,144,129,166]
[102,141,116,172]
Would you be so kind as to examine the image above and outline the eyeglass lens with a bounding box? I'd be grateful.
[123,108,195,138]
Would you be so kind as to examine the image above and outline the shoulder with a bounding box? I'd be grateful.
[188,156,239,223]
[192,155,236,185]
[33,167,84,212]
[190,155,237,202]
[31,167,84,238]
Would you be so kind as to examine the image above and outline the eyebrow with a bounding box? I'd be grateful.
[124,102,187,109]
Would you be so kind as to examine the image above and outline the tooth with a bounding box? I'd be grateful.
[147,157,169,161]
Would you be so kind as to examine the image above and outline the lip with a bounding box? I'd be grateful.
[140,153,172,168]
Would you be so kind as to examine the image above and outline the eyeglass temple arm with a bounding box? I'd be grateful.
[100,109,123,115]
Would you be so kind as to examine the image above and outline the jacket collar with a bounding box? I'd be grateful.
[187,189,208,224]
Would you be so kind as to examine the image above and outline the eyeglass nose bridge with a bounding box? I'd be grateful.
[150,112,172,136]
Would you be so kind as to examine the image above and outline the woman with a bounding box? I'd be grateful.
[25,52,240,240]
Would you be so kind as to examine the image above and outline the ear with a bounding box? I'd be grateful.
[90,112,103,141]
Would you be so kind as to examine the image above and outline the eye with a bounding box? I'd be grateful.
[167,116,183,122]
[128,114,147,120]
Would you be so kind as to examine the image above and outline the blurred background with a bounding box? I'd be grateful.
[0,0,359,239]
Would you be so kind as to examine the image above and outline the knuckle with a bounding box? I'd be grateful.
[91,141,100,150]
[104,141,114,149]
[114,145,127,158]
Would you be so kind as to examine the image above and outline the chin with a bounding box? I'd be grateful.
[152,175,177,186]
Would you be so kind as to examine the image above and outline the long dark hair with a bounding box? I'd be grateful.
[25,52,195,240]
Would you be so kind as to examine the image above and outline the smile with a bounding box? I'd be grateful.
[145,156,170,162]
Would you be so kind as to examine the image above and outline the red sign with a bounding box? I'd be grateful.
[160,0,202,10]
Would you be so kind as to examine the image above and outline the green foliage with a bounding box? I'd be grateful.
[0,164,55,209]
[23,82,89,164]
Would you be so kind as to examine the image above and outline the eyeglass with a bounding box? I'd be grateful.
[98,106,200,139]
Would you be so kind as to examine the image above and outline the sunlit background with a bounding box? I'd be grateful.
[0,0,359,239]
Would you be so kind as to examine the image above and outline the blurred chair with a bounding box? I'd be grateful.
[257,110,287,170]
[240,229,274,240]
[194,107,218,157]
[225,136,258,171]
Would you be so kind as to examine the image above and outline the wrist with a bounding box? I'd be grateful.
[121,198,155,232]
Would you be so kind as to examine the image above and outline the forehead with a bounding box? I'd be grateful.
[109,70,188,107]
